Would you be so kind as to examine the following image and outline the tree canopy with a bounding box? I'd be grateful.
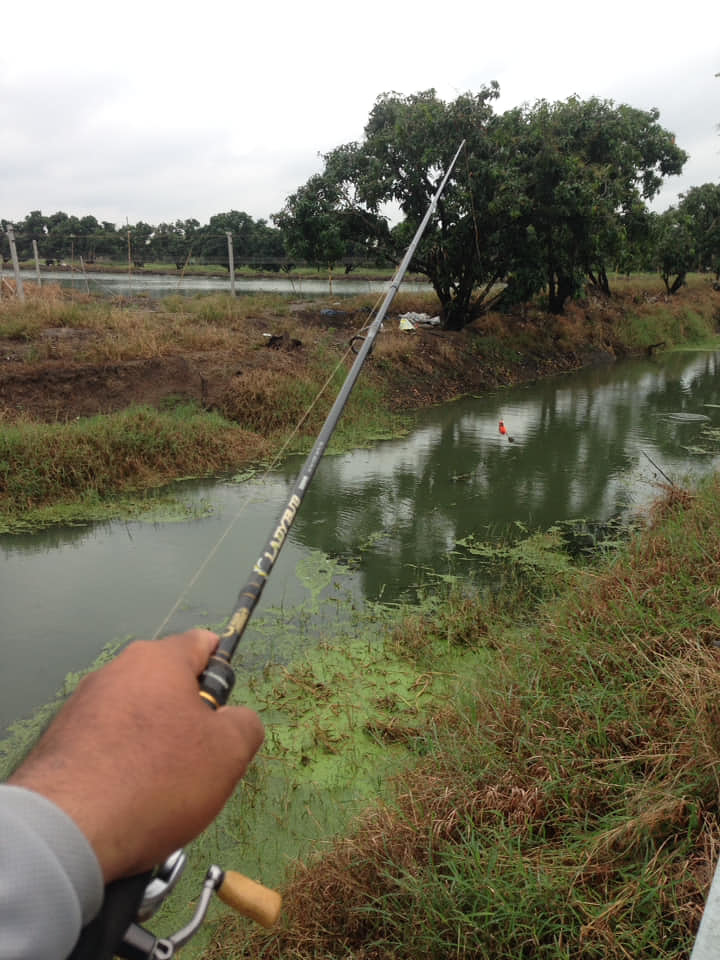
[1,210,288,273]
[272,173,389,271]
[496,97,687,311]
[679,182,720,278]
[273,88,688,327]
[274,87,508,329]
[650,208,696,294]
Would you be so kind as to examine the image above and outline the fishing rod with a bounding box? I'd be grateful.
[71,140,465,960]
[199,138,466,711]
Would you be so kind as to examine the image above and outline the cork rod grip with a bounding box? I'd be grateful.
[217,871,282,928]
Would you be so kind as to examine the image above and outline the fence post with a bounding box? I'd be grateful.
[6,226,25,302]
[32,239,42,286]
[79,256,90,293]
[226,231,236,296]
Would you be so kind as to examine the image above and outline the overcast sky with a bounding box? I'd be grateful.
[1,0,717,230]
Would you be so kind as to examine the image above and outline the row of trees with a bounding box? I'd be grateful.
[2,88,719,328]
[0,211,288,272]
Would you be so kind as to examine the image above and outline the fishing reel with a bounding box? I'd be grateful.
[114,850,281,960]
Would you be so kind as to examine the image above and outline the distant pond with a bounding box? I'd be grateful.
[14,269,432,299]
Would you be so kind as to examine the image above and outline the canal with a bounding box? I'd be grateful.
[2,347,719,736]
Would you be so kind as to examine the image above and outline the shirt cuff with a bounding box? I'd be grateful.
[0,783,104,924]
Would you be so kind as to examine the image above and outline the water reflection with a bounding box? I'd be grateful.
[281,351,720,600]
[30,271,432,299]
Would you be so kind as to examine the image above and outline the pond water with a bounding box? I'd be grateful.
[2,348,720,735]
[18,270,432,298]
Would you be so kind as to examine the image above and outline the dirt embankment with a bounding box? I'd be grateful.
[0,294,636,424]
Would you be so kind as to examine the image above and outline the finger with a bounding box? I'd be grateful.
[215,705,265,770]
[158,628,220,676]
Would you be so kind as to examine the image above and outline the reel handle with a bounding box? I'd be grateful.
[217,870,282,928]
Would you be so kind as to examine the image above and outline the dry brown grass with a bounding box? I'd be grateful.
[0,286,320,364]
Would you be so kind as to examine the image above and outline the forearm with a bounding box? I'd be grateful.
[0,785,103,960]
[0,629,263,959]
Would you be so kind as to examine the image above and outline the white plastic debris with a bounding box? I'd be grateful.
[398,311,441,330]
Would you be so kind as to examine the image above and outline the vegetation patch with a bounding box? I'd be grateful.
[0,403,268,522]
[139,593,481,956]
[0,491,215,535]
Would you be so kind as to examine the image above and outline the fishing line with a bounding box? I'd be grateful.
[150,289,387,641]
[641,450,674,487]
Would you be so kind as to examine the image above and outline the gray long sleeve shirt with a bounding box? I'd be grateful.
[0,785,103,960]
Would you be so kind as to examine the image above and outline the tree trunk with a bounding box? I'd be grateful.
[548,273,574,314]
[588,267,611,296]
[441,298,469,331]
[548,275,557,312]
[669,272,686,294]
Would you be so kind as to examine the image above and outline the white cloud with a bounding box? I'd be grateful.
[1,0,717,226]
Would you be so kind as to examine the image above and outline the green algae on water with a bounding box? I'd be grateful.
[151,598,482,956]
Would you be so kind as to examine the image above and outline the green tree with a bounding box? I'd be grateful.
[127,221,154,267]
[612,200,654,277]
[650,208,696,293]
[276,87,505,330]
[76,215,104,262]
[199,211,257,271]
[248,219,288,271]
[149,219,200,269]
[679,183,720,278]
[93,222,125,261]
[15,211,49,260]
[499,97,687,312]
[32,211,121,263]
[273,173,388,273]
[43,212,81,262]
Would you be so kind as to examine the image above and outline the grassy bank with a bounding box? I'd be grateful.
[0,286,411,530]
[0,394,404,534]
[0,404,270,530]
[199,473,720,960]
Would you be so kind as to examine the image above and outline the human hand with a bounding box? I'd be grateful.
[9,629,264,883]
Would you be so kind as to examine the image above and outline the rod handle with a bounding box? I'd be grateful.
[198,654,236,709]
[217,870,282,928]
